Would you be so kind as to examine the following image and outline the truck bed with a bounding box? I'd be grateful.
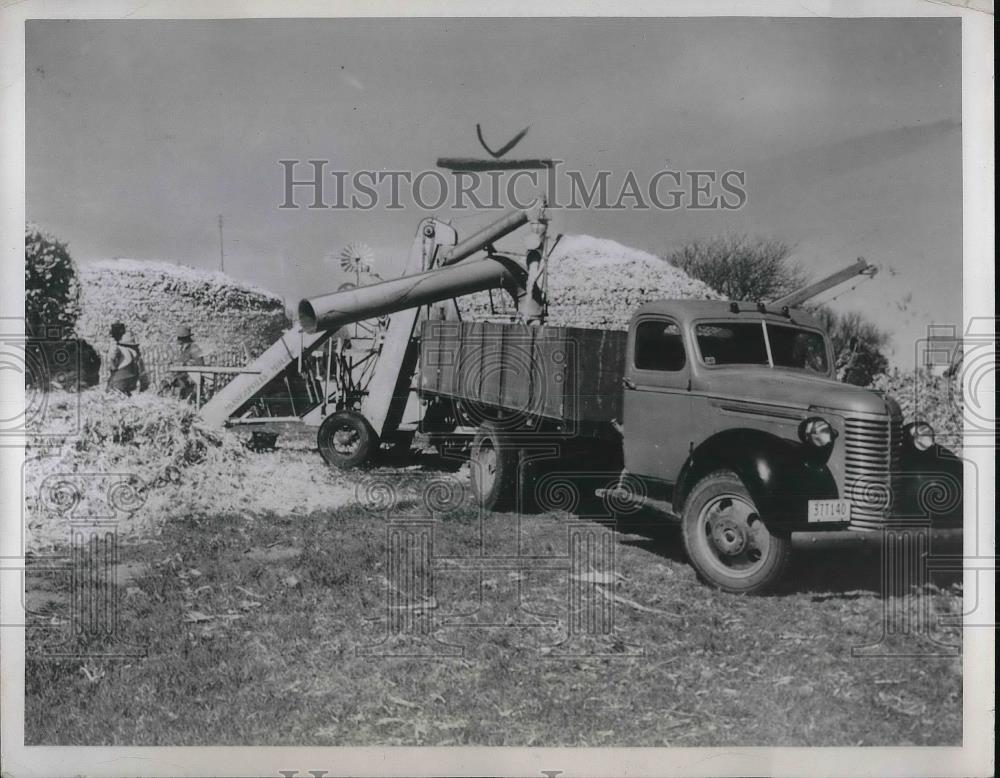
[419,320,626,435]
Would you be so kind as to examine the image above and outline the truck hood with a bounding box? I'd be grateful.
[697,367,897,416]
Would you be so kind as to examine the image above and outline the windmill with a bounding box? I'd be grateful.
[339,242,377,285]
[332,243,385,368]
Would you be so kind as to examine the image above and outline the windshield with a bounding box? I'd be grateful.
[694,321,829,374]
[767,323,829,373]
[695,322,768,366]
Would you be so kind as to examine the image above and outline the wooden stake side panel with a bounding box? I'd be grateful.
[419,321,626,432]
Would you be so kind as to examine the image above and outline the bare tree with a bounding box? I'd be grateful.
[809,306,890,385]
[666,234,806,302]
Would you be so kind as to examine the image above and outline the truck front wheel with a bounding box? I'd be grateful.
[470,422,519,512]
[681,471,791,594]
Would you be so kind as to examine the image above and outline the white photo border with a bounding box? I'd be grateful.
[1,2,993,777]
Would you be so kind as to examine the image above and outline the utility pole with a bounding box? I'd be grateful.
[217,214,225,273]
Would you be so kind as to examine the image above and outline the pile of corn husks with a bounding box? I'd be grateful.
[24,391,357,551]
[458,234,722,330]
[870,369,965,452]
[74,258,290,385]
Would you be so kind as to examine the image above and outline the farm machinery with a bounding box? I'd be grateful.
[194,192,960,592]
[197,198,552,461]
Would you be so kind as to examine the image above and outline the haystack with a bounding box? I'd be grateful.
[74,259,290,384]
[458,234,722,330]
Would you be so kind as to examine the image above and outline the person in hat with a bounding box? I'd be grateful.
[107,327,144,396]
[175,324,205,368]
[165,324,205,401]
[105,322,127,392]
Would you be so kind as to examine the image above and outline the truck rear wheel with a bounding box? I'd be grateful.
[681,471,791,594]
[317,410,378,469]
[470,422,519,511]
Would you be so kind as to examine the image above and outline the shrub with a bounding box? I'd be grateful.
[25,224,81,338]
[24,225,98,388]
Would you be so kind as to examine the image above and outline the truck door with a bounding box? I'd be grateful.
[622,315,692,492]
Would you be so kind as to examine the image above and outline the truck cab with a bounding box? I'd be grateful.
[621,300,962,592]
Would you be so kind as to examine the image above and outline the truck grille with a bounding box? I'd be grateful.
[844,415,902,530]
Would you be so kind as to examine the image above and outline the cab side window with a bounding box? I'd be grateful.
[634,320,685,371]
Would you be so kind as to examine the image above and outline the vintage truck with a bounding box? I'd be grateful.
[268,202,960,593]
[418,301,963,593]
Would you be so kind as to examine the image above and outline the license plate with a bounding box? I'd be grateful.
[808,499,851,523]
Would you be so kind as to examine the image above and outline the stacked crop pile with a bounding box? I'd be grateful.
[24,391,246,550]
[870,369,964,452]
[75,259,290,384]
[24,391,359,551]
[458,234,722,330]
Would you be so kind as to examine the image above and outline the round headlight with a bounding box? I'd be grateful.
[906,421,935,452]
[799,416,835,448]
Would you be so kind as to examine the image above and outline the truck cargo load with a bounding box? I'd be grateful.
[420,320,625,438]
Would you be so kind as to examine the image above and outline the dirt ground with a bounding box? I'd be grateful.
[24,446,963,747]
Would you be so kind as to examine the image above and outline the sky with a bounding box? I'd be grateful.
[26,18,962,363]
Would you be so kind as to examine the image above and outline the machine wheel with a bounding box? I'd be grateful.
[317,410,378,469]
[680,471,791,594]
[470,422,519,511]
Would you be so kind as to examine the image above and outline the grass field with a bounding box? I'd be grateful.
[25,464,963,747]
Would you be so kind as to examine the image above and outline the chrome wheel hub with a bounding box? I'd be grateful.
[699,494,769,574]
[711,515,748,556]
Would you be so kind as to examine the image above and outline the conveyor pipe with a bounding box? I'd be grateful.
[771,258,877,309]
[299,255,527,333]
[438,199,544,266]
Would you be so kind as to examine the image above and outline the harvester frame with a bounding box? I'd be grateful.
[195,198,553,463]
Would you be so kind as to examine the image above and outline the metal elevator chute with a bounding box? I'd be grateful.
[298,254,529,334]
[198,201,550,448]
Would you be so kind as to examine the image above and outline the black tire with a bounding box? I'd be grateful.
[680,471,791,594]
[317,410,378,469]
[469,421,519,511]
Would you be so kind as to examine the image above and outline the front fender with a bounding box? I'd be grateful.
[895,444,964,528]
[673,428,838,529]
